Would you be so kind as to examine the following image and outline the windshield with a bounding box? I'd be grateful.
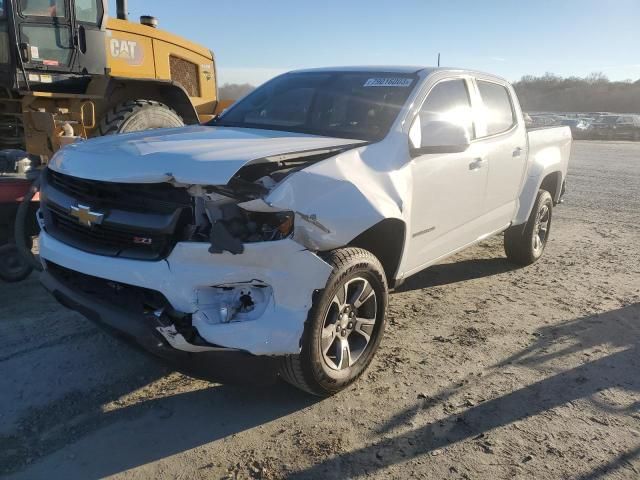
[213,71,418,141]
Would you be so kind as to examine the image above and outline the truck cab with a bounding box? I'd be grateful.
[0,0,107,93]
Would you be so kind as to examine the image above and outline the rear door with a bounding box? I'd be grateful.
[471,78,528,231]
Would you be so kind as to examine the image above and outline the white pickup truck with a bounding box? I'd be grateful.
[38,67,571,396]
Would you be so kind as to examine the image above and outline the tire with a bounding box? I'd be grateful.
[98,100,184,136]
[280,248,388,396]
[0,244,33,282]
[504,189,553,266]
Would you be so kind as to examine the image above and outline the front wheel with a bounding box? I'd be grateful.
[280,248,388,396]
[504,189,553,266]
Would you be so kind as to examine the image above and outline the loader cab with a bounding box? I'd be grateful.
[0,0,107,93]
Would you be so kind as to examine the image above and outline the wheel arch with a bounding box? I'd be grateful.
[514,169,564,226]
[539,171,563,203]
[348,218,406,289]
[97,78,202,125]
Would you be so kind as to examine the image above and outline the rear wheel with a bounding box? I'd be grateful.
[280,248,388,396]
[98,100,184,136]
[504,190,553,266]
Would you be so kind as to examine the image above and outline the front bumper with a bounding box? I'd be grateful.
[40,270,284,383]
[39,230,333,355]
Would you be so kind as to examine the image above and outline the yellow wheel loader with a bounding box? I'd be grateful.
[0,0,225,281]
[0,0,223,157]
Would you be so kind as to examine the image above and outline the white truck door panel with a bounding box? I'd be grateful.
[473,80,528,230]
[404,78,488,273]
[406,144,488,272]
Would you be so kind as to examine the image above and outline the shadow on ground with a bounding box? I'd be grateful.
[1,363,317,478]
[290,303,640,479]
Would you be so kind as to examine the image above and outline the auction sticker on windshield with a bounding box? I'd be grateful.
[364,78,413,87]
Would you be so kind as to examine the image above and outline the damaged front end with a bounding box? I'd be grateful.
[183,146,349,255]
[39,145,357,355]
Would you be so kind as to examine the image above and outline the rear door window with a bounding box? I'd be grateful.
[477,80,515,136]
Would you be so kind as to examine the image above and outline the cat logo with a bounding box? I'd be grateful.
[109,39,144,65]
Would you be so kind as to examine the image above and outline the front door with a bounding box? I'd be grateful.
[404,77,489,275]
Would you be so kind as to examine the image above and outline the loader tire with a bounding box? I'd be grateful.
[280,248,388,396]
[98,100,184,136]
[504,189,553,266]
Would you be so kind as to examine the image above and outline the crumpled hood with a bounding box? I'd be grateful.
[48,125,365,184]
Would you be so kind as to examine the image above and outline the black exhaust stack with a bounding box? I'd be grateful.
[116,0,128,20]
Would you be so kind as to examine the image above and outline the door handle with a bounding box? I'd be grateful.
[513,147,523,157]
[469,157,485,170]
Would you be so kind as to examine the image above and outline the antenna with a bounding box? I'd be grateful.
[437,53,441,67]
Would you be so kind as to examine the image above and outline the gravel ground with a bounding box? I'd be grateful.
[1,140,639,480]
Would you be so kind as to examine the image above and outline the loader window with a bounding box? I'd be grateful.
[21,24,72,64]
[0,14,7,64]
[20,0,66,18]
[74,0,101,24]
[215,71,417,141]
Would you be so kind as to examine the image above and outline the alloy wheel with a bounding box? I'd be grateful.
[532,204,550,254]
[320,277,378,371]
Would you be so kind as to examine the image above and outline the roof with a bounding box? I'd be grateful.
[289,65,435,75]
[285,66,509,84]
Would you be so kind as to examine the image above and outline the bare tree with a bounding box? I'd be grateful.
[514,73,640,113]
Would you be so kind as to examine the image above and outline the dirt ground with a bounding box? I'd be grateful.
[1,140,639,480]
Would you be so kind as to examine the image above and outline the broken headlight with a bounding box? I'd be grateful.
[227,209,294,243]
[191,201,295,254]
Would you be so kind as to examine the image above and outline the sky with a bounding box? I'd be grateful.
[110,0,640,86]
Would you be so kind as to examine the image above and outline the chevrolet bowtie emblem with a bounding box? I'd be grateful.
[69,205,104,227]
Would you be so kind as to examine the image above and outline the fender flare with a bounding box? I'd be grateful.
[514,164,563,226]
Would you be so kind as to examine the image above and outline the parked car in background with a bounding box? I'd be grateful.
[529,114,560,127]
[591,115,640,141]
[560,118,592,139]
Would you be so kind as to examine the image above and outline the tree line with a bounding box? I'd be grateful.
[219,73,640,114]
[513,73,640,113]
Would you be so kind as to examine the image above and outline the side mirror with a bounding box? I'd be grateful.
[411,120,470,156]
